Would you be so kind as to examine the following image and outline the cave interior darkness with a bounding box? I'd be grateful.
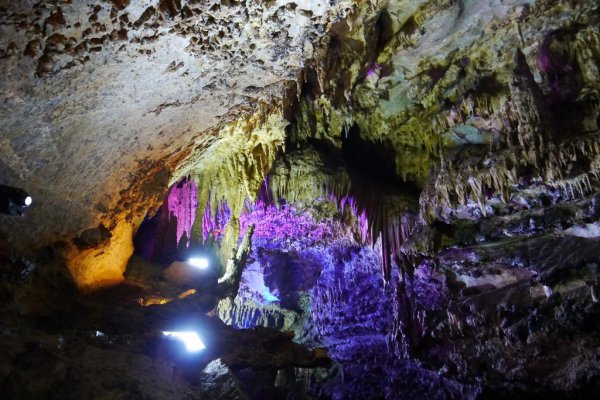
[1,1,600,399]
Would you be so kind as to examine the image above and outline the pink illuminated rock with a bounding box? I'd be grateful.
[166,178,198,248]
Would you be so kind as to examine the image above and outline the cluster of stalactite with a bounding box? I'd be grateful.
[165,177,198,248]
[131,109,286,271]
[188,111,286,266]
[266,156,420,280]
[420,48,600,222]
[336,192,420,281]
[217,296,298,331]
[201,195,231,242]
[134,176,198,262]
[134,109,286,272]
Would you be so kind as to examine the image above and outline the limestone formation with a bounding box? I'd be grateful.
[1,0,600,399]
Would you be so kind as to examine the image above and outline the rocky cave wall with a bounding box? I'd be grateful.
[207,0,600,397]
[258,0,600,397]
[0,0,357,289]
[1,0,600,399]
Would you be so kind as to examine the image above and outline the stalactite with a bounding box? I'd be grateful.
[328,190,417,282]
[268,152,419,281]
[165,177,198,248]
[201,196,231,242]
[509,48,554,168]
[420,129,600,222]
[175,110,286,266]
[133,176,198,263]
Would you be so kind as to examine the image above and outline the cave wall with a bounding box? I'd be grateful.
[0,0,356,243]
[299,0,599,395]
[1,0,600,399]
[209,0,600,397]
[0,0,357,288]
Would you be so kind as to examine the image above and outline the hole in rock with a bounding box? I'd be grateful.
[374,9,394,54]
[341,123,420,194]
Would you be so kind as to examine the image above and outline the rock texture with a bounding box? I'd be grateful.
[0,0,354,272]
[0,0,361,291]
[1,0,600,399]
[212,0,600,397]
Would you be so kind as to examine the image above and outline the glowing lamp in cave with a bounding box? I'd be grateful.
[162,331,206,352]
[188,257,209,269]
[0,185,33,216]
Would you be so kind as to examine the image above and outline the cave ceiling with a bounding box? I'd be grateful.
[1,0,597,271]
[0,0,355,249]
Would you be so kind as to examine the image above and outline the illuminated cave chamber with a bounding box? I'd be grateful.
[1,0,600,399]
[126,15,600,398]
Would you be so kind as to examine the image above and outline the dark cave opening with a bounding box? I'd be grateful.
[374,9,394,55]
[341,123,422,196]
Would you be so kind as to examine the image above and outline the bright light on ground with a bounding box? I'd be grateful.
[24,196,32,206]
[188,257,209,269]
[162,331,206,352]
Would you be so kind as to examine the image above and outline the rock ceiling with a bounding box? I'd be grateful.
[2,0,598,283]
[0,0,354,250]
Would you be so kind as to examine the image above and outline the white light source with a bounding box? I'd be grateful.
[188,257,209,269]
[162,331,206,352]
[24,196,32,206]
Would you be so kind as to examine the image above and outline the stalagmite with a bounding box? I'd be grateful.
[218,224,255,299]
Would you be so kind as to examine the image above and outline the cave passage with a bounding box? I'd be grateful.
[1,1,600,399]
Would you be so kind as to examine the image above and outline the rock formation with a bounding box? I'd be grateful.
[1,0,599,399]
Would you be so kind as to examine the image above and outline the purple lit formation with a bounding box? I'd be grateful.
[166,178,198,247]
[134,177,197,262]
[141,176,420,283]
[334,193,418,280]
[224,198,469,398]
[202,197,231,242]
[240,203,333,244]
[134,176,476,398]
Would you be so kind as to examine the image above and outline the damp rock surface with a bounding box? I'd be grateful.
[0,0,355,250]
[1,0,600,399]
